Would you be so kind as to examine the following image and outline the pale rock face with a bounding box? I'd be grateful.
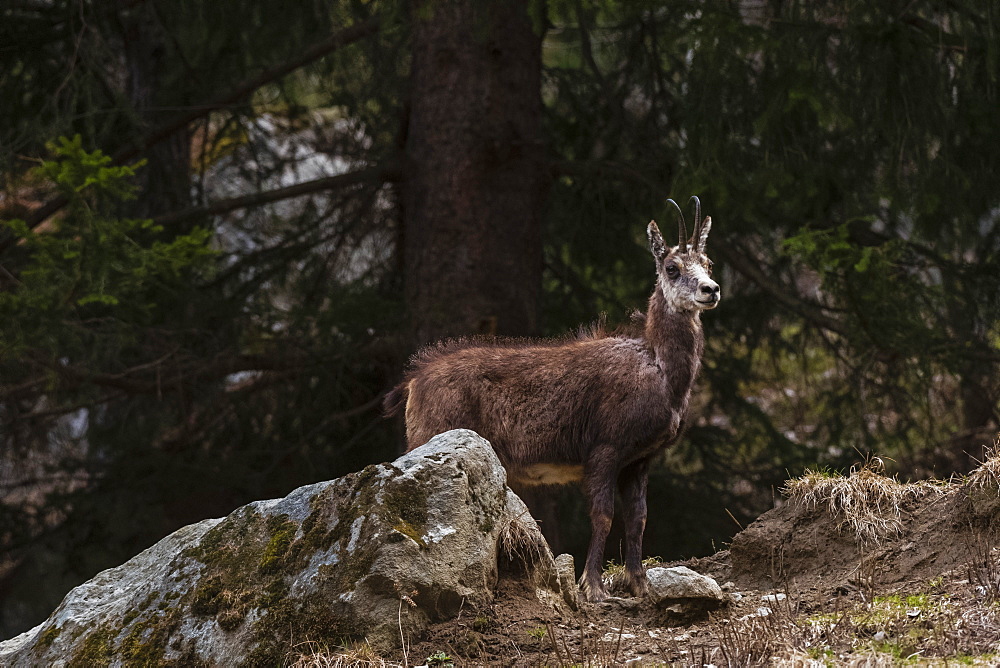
[0,429,565,666]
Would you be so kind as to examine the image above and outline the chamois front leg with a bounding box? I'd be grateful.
[580,448,616,602]
[617,459,651,597]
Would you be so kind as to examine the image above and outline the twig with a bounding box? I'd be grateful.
[397,598,408,668]
[725,507,745,530]
[545,622,565,664]
[151,163,397,227]
[612,617,625,664]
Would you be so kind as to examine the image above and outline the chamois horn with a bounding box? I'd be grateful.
[666,198,687,253]
[689,195,702,250]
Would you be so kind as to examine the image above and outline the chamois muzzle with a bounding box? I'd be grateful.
[697,281,721,308]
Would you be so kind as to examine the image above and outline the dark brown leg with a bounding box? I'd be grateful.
[580,450,615,602]
[617,459,651,597]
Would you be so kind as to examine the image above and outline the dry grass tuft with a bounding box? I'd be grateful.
[782,458,945,546]
[966,438,1000,493]
[498,507,549,569]
[288,641,396,668]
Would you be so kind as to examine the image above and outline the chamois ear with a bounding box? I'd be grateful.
[647,221,667,261]
[696,216,712,252]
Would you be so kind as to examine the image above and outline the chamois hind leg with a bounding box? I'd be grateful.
[617,459,651,597]
[580,449,616,602]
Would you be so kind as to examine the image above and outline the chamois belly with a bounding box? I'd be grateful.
[508,463,584,487]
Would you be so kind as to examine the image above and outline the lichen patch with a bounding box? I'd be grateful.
[425,525,457,543]
[346,515,366,553]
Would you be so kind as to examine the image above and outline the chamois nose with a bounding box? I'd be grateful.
[700,283,720,297]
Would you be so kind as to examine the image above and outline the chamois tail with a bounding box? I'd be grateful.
[382,382,409,417]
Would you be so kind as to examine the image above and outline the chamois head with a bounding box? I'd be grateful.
[647,196,720,312]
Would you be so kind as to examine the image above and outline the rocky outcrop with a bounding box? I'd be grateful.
[0,429,566,666]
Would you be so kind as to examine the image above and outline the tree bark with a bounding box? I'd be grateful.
[118,2,191,219]
[403,0,548,345]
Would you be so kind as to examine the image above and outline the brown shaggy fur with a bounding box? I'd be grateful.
[385,212,719,602]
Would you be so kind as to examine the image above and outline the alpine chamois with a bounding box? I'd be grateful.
[384,197,720,602]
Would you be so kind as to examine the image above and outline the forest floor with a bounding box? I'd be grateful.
[297,457,1000,667]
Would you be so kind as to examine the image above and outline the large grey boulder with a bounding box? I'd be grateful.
[0,429,562,666]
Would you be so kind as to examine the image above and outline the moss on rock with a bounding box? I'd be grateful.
[36,625,61,650]
[259,515,297,573]
[68,625,116,668]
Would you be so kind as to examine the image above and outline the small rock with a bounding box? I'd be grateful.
[906,608,921,618]
[873,631,887,641]
[554,553,580,611]
[599,596,642,612]
[646,566,725,605]
[761,593,786,603]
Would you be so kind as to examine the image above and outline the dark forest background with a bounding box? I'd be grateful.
[1,0,998,639]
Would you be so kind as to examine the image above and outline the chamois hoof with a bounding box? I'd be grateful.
[626,574,650,598]
[579,577,609,603]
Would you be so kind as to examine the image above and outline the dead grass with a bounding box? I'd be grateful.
[782,458,946,546]
[710,584,1000,667]
[966,439,1000,494]
[540,620,629,666]
[964,530,1000,604]
[288,641,397,668]
[497,506,549,569]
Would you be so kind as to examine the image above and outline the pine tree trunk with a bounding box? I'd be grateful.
[119,3,192,219]
[403,0,548,345]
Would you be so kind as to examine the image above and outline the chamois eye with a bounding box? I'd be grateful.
[707,260,714,274]
[665,264,679,279]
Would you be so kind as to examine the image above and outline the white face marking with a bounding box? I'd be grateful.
[657,247,720,312]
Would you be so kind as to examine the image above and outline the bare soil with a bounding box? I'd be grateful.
[395,469,1000,667]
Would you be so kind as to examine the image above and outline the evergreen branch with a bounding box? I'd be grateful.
[21,351,323,399]
[109,16,381,166]
[151,162,398,227]
[711,241,849,336]
[550,159,664,192]
[6,16,382,244]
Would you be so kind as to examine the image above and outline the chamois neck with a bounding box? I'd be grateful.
[644,288,704,397]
